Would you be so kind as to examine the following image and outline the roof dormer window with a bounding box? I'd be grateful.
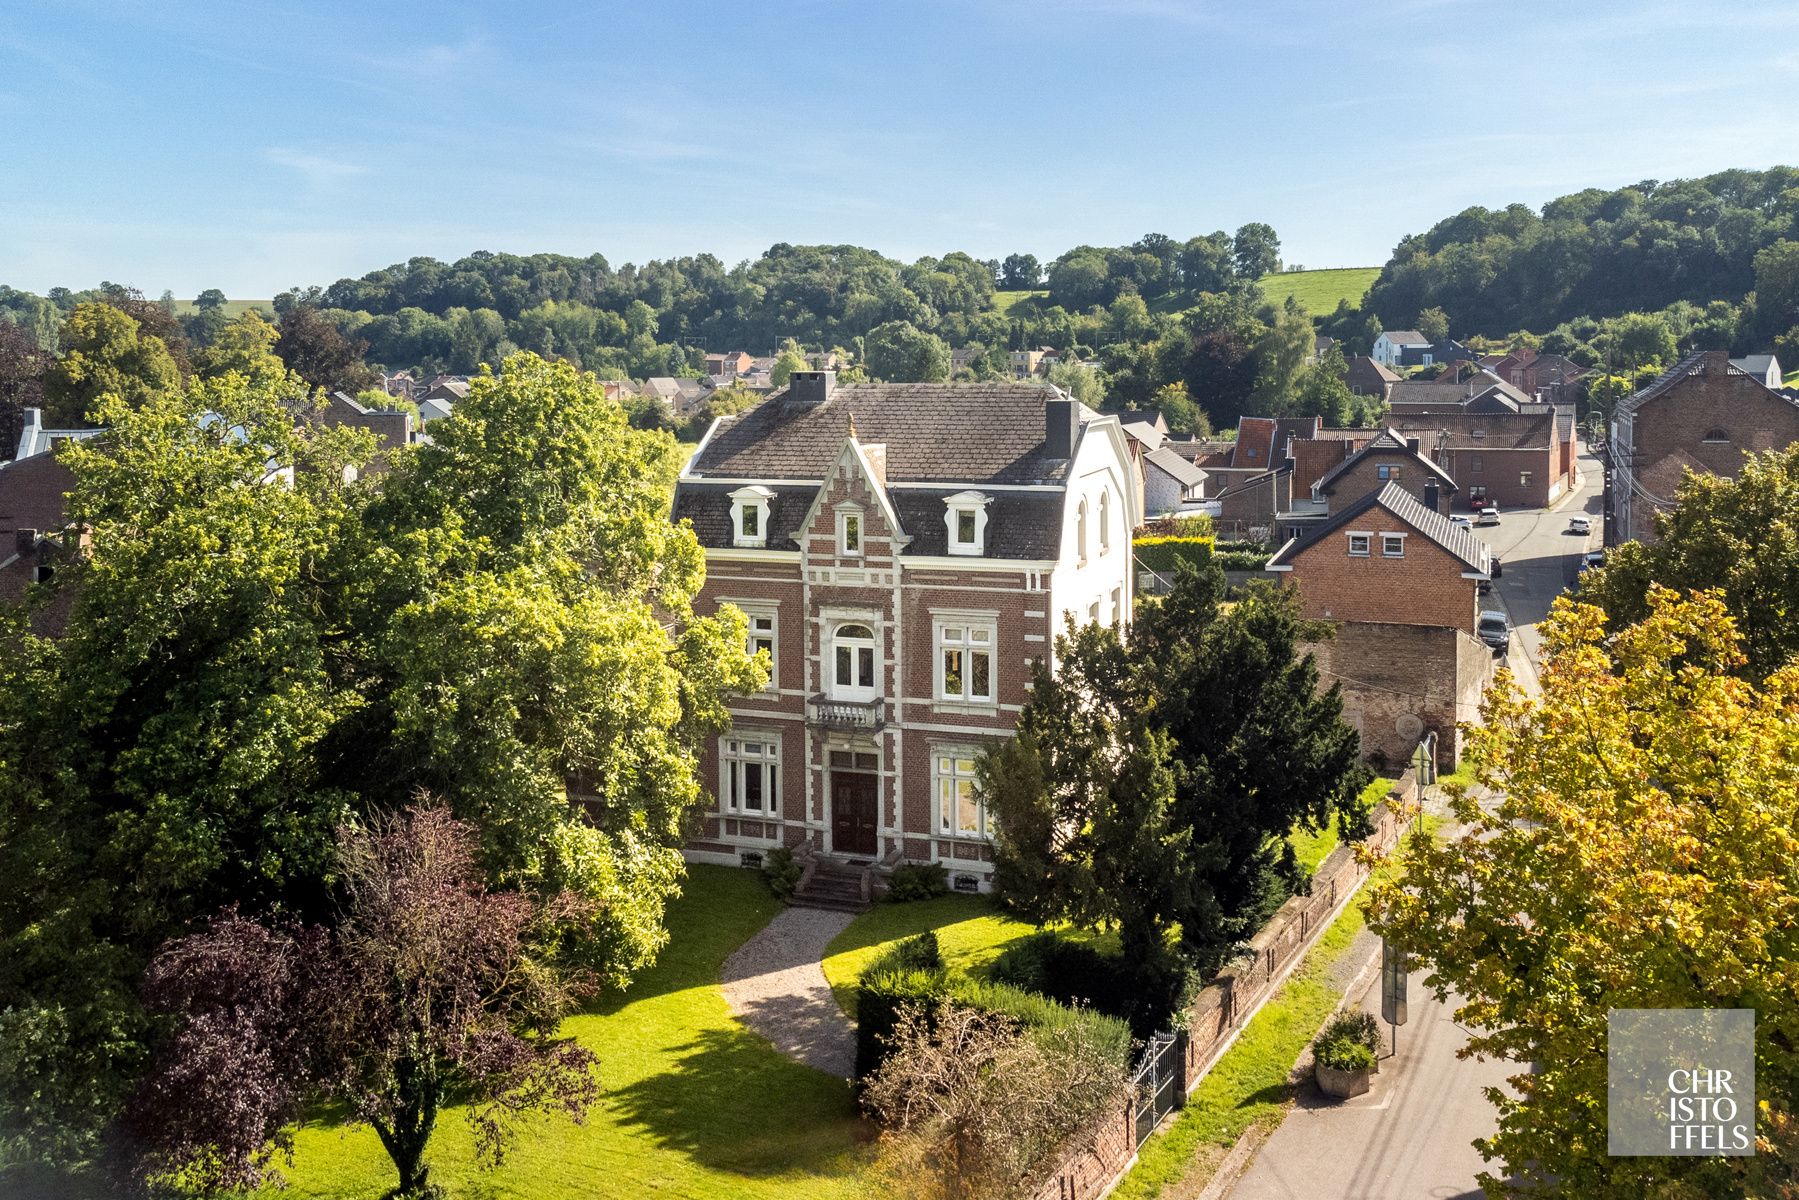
[729,485,774,548]
[944,490,991,557]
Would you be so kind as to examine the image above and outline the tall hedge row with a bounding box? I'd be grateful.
[854,933,1133,1081]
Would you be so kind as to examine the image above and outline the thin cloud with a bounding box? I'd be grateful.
[264,148,369,187]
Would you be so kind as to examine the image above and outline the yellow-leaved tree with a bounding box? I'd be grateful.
[1369,587,1799,1198]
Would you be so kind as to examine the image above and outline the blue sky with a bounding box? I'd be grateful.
[4,0,1798,298]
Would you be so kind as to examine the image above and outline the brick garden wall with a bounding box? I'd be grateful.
[1029,771,1419,1200]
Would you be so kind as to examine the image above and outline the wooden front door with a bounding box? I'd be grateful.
[831,772,879,858]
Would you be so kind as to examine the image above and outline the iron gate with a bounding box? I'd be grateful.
[1130,1030,1186,1147]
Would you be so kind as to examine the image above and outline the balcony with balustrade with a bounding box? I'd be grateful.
[806,695,885,730]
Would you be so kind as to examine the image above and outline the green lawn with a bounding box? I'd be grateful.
[994,288,1049,316]
[820,894,1039,1016]
[269,865,870,1200]
[1255,267,1380,316]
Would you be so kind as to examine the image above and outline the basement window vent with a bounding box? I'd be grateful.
[739,851,765,870]
[953,874,981,894]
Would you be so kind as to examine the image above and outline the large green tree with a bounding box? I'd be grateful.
[1369,588,1799,1198]
[42,301,180,425]
[1581,445,1799,680]
[865,319,951,383]
[0,352,760,1167]
[983,564,1369,1027]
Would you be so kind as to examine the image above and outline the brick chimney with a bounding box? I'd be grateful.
[788,370,835,406]
[1406,437,1420,454]
[1045,398,1079,459]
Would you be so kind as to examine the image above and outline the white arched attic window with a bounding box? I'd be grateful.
[729,485,774,548]
[1098,490,1110,554]
[830,623,879,700]
[1076,496,1089,564]
[944,490,991,556]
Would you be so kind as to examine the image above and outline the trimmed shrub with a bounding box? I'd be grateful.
[1131,535,1215,578]
[878,931,944,974]
[1313,1036,1376,1072]
[856,966,949,1081]
[951,978,1132,1069]
[761,845,802,899]
[883,861,949,903]
[854,934,1131,1082]
[988,932,1199,1037]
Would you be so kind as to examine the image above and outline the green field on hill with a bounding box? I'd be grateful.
[994,288,1049,315]
[171,298,273,318]
[1256,267,1379,314]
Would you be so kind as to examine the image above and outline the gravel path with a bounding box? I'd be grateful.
[721,905,858,1079]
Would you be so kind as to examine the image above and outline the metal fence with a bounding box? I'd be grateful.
[1129,1030,1187,1147]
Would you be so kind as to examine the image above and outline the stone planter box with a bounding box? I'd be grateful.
[1315,1061,1374,1099]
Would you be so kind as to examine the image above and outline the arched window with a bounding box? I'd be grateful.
[1076,497,1089,563]
[1098,491,1111,554]
[831,623,878,699]
[1702,428,1730,444]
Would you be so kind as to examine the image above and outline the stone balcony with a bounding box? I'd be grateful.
[806,695,885,731]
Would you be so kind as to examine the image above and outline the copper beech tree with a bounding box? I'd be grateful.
[1368,588,1799,1199]
[130,804,600,1198]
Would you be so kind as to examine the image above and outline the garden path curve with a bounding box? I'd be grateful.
[721,905,857,1079]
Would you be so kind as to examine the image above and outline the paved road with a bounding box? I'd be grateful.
[1227,967,1516,1200]
[1471,452,1605,695]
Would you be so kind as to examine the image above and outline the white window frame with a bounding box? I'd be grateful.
[1377,464,1401,481]
[1347,532,1372,556]
[1381,533,1406,558]
[1076,497,1089,564]
[829,621,880,701]
[1519,470,1534,488]
[1110,586,1123,626]
[944,490,991,556]
[729,485,773,548]
[720,734,780,816]
[740,602,777,690]
[934,617,997,705]
[837,506,863,558]
[1098,490,1111,554]
[934,749,989,840]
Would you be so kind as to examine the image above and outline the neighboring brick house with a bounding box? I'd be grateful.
[1390,408,1576,509]
[1610,350,1799,544]
[1388,371,1532,415]
[321,391,412,453]
[0,447,81,633]
[1312,428,1457,515]
[704,350,756,378]
[1268,481,1491,633]
[1267,482,1495,768]
[670,372,1138,889]
[1344,355,1398,399]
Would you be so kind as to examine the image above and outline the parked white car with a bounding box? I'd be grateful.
[1475,507,1501,527]
[1450,515,1473,530]
[1567,515,1593,535]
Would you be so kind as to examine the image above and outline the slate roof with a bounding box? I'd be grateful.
[1269,481,1489,574]
[1144,445,1206,489]
[686,381,1084,485]
[1381,330,1430,345]
[1388,410,1554,451]
[1313,427,1457,494]
[1121,420,1165,450]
